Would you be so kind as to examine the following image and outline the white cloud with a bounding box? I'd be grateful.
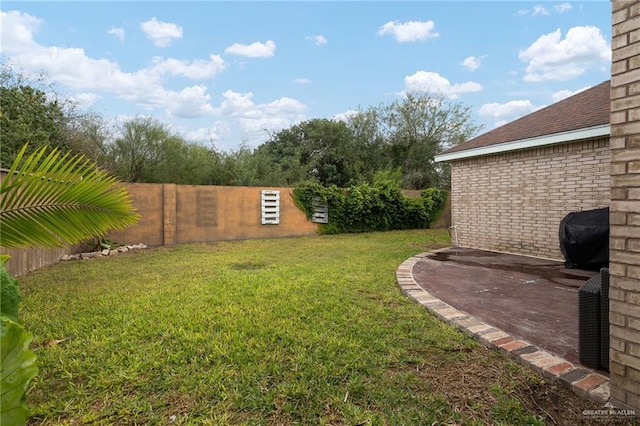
[113,113,141,126]
[218,91,256,116]
[551,86,589,102]
[461,56,482,71]
[148,55,227,79]
[2,11,222,120]
[554,3,573,13]
[403,71,482,99]
[306,35,327,46]
[0,10,42,53]
[551,89,573,102]
[517,3,572,16]
[108,27,125,42]
[532,5,550,16]
[140,17,182,47]
[184,121,231,145]
[519,26,611,82]
[333,110,359,122]
[216,90,306,140]
[9,45,221,116]
[224,40,276,58]
[478,100,538,120]
[165,85,216,118]
[377,20,439,43]
[294,77,311,84]
[266,97,306,116]
[71,92,101,108]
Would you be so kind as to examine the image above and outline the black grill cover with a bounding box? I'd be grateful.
[559,207,609,270]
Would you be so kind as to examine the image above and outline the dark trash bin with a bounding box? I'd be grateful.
[578,268,610,371]
[600,268,610,371]
[579,273,602,369]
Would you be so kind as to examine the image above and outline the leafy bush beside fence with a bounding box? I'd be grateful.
[293,181,447,234]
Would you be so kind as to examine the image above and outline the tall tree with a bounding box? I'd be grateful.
[344,108,391,183]
[256,119,361,187]
[393,93,481,189]
[0,65,68,168]
[108,117,179,182]
[354,93,481,189]
[151,137,223,185]
[63,112,113,172]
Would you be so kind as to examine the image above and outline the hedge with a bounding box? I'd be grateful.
[293,181,447,235]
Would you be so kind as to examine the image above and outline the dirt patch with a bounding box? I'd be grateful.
[412,345,635,425]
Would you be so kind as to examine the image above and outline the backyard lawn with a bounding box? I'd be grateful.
[19,229,599,425]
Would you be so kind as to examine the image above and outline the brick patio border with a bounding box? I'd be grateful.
[396,249,610,407]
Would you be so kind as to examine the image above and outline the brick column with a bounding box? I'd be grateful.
[609,0,640,411]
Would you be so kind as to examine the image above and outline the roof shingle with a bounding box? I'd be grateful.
[441,80,610,155]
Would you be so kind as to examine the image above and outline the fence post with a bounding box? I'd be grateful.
[163,184,177,246]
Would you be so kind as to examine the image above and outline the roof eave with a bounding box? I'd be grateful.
[434,124,611,163]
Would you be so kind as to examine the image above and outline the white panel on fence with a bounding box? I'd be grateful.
[311,197,328,224]
[261,190,280,225]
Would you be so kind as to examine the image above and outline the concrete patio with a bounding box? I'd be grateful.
[396,247,611,406]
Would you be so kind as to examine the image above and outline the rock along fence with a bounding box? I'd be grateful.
[2,178,449,277]
[2,182,319,276]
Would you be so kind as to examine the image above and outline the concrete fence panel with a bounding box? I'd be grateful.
[106,184,318,246]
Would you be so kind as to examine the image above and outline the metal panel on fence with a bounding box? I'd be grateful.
[311,197,328,224]
[261,190,280,225]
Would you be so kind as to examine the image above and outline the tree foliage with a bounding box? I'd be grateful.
[349,93,481,189]
[256,118,364,187]
[1,64,480,189]
[108,117,176,183]
[256,95,479,190]
[0,66,68,168]
[64,113,113,172]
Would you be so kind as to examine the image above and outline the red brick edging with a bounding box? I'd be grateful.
[396,250,610,406]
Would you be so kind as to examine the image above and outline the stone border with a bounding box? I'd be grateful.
[61,243,148,261]
[396,249,610,407]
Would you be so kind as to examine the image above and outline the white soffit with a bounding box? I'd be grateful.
[434,124,610,162]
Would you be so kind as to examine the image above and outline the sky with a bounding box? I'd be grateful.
[1,1,612,152]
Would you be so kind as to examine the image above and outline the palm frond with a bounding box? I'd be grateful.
[1,144,140,249]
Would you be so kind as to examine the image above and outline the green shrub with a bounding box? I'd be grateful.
[1,260,38,425]
[421,188,448,223]
[293,182,447,234]
[1,318,38,426]
[1,262,21,323]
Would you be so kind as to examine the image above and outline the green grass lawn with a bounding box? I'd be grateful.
[19,229,572,425]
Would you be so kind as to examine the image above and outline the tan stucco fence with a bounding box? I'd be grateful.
[106,183,318,246]
[1,182,319,276]
[1,174,449,277]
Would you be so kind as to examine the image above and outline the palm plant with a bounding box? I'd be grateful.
[1,144,139,425]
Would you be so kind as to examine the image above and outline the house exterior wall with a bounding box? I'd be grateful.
[609,0,640,411]
[450,137,610,260]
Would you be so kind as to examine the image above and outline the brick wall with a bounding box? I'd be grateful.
[609,0,640,411]
[450,137,610,260]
